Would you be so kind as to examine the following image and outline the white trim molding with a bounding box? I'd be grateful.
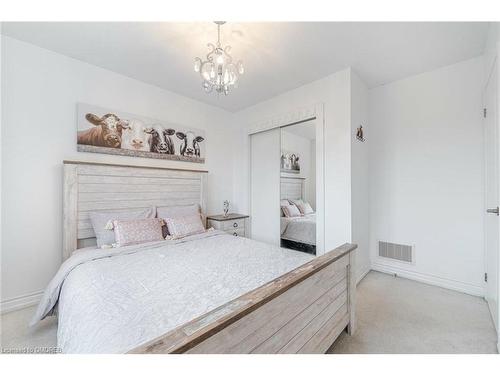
[248,104,322,135]
[356,266,371,285]
[372,262,485,297]
[1,290,43,314]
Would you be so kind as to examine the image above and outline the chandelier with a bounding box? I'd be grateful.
[194,21,244,95]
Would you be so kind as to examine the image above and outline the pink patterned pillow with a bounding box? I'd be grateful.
[112,218,165,247]
[164,214,205,239]
[282,204,301,218]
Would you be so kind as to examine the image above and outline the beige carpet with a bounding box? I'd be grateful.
[1,271,497,354]
[330,271,498,353]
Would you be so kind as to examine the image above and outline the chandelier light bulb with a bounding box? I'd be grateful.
[237,60,244,75]
[194,58,201,73]
[216,54,225,65]
[193,22,244,96]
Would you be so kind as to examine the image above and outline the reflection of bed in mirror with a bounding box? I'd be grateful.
[280,176,316,254]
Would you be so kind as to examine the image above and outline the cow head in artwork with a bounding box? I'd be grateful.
[85,113,129,148]
[176,131,204,157]
[120,119,154,152]
[150,125,176,154]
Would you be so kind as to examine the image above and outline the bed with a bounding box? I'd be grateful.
[281,213,316,246]
[32,161,356,354]
[280,176,317,248]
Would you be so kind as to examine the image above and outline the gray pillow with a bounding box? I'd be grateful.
[89,207,156,247]
[156,204,200,219]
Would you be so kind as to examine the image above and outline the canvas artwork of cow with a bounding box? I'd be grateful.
[77,103,205,163]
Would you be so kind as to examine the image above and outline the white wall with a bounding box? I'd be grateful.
[483,21,500,351]
[0,26,3,307]
[484,23,500,87]
[1,37,234,309]
[350,72,371,281]
[369,57,485,296]
[281,129,316,209]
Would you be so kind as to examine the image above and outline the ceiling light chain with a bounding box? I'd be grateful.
[194,21,244,95]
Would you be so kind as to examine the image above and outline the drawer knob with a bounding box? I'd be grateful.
[233,232,238,236]
[233,222,238,228]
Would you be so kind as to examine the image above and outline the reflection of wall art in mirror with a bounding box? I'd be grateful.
[281,150,300,174]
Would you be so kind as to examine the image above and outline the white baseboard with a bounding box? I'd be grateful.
[371,262,484,297]
[356,266,370,285]
[1,290,43,314]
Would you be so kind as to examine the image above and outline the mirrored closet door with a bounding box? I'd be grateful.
[279,121,317,255]
[250,117,322,255]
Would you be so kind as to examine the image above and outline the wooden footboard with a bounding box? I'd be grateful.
[129,243,357,354]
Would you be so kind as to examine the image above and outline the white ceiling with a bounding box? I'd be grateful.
[1,22,489,112]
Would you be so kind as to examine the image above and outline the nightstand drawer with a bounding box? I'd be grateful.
[226,228,245,237]
[206,214,248,239]
[222,219,245,231]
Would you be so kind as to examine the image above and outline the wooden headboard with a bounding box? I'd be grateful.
[280,176,305,201]
[63,160,208,261]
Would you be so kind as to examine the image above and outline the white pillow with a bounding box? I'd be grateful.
[297,202,314,215]
[282,204,301,218]
[280,199,291,206]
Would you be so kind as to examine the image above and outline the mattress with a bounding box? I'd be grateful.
[32,230,313,353]
[280,213,316,245]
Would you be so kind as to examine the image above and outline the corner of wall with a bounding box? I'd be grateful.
[349,69,371,277]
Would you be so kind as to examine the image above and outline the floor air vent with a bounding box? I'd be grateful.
[378,241,413,263]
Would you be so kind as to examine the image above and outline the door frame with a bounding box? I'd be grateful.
[247,103,326,255]
[483,55,500,352]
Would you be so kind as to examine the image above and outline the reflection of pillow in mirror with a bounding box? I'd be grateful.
[291,199,304,206]
[283,204,301,218]
[297,202,314,215]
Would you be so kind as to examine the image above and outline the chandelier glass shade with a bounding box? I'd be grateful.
[194,21,244,95]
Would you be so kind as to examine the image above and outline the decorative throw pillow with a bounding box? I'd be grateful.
[164,214,205,239]
[297,202,314,215]
[112,218,165,247]
[89,207,156,247]
[157,204,200,218]
[282,204,301,218]
[291,199,304,206]
[280,199,291,206]
[157,204,202,237]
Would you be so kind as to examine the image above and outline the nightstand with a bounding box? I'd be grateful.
[207,213,249,238]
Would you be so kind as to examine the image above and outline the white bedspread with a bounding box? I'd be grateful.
[32,230,313,353]
[280,213,316,245]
